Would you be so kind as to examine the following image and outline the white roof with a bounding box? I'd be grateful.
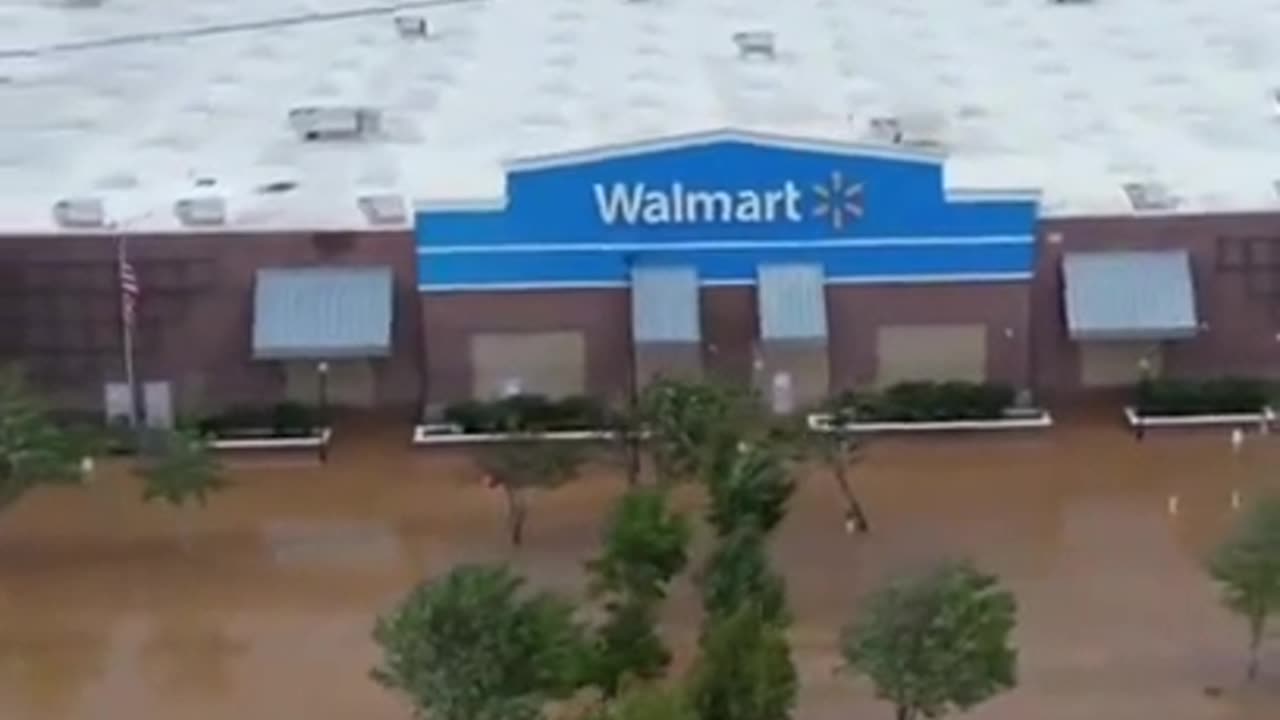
[2,0,1280,232]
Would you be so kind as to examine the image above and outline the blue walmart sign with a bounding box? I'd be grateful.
[415,129,1040,290]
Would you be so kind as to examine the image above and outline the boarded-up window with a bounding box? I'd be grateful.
[471,332,585,400]
[875,324,987,386]
[285,359,377,409]
[1079,343,1162,388]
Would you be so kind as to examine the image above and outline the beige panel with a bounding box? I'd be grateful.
[758,342,829,412]
[471,332,585,399]
[876,324,987,386]
[285,360,377,408]
[634,342,702,388]
[1079,343,1163,388]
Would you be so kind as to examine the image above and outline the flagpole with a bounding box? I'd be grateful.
[117,234,139,429]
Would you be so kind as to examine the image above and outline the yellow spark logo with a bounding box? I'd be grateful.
[811,171,864,230]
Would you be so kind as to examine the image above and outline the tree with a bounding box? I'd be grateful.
[584,684,697,720]
[705,442,795,538]
[479,440,587,547]
[138,429,227,552]
[808,428,870,533]
[587,489,691,696]
[841,561,1018,720]
[588,489,691,602]
[0,366,87,510]
[638,379,757,487]
[605,403,646,487]
[1207,494,1280,682]
[373,564,591,720]
[687,603,798,720]
[592,597,671,698]
[700,524,789,628]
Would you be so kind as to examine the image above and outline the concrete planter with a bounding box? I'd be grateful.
[1123,406,1275,429]
[412,423,618,446]
[807,410,1053,434]
[208,427,333,451]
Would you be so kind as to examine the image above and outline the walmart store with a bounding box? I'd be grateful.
[414,129,1041,410]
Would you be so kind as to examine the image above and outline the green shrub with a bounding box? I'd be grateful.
[441,394,611,433]
[1134,377,1268,416]
[196,402,320,438]
[829,381,1015,423]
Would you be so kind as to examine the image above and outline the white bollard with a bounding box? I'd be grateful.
[1230,428,1244,454]
[1231,490,1242,509]
[1168,495,1180,516]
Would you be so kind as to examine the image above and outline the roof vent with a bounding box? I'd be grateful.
[1270,89,1280,119]
[258,179,299,195]
[733,31,776,60]
[1122,181,1180,211]
[52,197,105,228]
[287,106,382,141]
[194,176,217,188]
[1049,0,1095,4]
[394,15,431,38]
[357,194,408,226]
[62,0,106,7]
[868,116,904,144]
[174,196,227,226]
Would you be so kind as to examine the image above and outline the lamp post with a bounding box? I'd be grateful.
[316,361,330,463]
[316,361,330,416]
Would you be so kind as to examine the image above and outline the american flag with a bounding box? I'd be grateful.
[117,239,139,329]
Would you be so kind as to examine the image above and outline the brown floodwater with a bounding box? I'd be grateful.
[1,412,1278,720]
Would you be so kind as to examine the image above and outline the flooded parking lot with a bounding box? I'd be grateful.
[1,415,1278,719]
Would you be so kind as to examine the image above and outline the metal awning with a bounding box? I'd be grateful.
[631,265,701,343]
[1062,251,1198,341]
[252,266,394,359]
[757,263,829,340]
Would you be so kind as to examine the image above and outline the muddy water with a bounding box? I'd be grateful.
[0,416,1278,719]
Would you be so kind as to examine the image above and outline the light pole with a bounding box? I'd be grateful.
[316,361,330,417]
[316,361,330,463]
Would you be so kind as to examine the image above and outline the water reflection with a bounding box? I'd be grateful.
[140,612,246,701]
[0,416,1275,718]
[0,614,110,719]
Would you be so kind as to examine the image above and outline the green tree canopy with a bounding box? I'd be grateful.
[705,442,795,538]
[584,684,697,720]
[0,367,86,509]
[139,429,227,508]
[638,379,758,486]
[478,440,587,546]
[592,597,671,698]
[588,489,691,602]
[841,561,1018,720]
[687,603,797,720]
[700,524,789,628]
[586,489,691,697]
[1207,493,1280,682]
[373,564,591,720]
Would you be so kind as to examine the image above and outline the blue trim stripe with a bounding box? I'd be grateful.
[418,242,1035,289]
[416,234,1033,255]
[418,272,1033,293]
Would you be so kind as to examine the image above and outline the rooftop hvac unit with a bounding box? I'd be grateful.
[394,15,431,38]
[868,112,946,148]
[868,116,904,144]
[52,197,105,228]
[733,31,776,60]
[1122,181,1180,211]
[357,194,408,226]
[288,106,382,141]
[174,196,227,226]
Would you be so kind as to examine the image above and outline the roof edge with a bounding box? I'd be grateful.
[504,127,947,174]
